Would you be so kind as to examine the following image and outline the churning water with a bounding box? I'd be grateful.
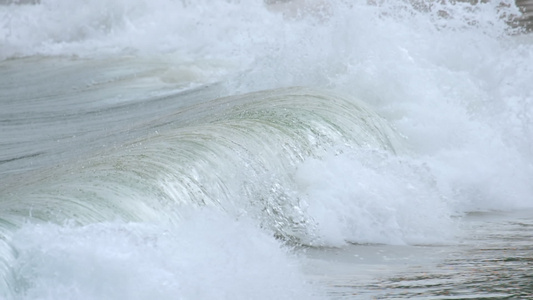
[1,0,532,299]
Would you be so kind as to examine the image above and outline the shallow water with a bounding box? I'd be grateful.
[305,211,533,299]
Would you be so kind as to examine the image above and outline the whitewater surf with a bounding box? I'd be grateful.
[1,0,533,299]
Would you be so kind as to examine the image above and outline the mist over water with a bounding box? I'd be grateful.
[1,0,533,298]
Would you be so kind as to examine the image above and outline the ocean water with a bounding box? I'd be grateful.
[1,0,533,299]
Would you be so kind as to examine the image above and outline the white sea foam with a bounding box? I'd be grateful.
[295,149,455,246]
[10,210,318,300]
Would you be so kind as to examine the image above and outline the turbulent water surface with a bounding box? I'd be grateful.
[1,0,533,299]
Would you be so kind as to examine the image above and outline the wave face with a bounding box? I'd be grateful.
[1,0,533,298]
[1,87,403,229]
